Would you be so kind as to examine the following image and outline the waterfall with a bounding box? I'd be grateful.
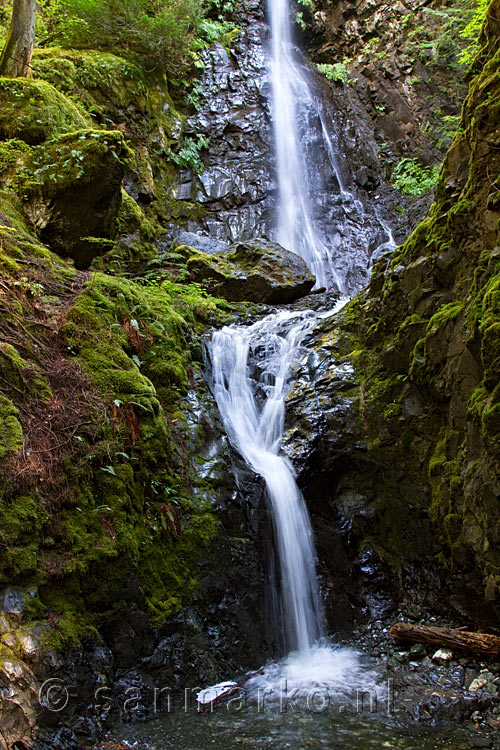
[207,0,363,671]
[210,310,325,654]
[268,0,344,292]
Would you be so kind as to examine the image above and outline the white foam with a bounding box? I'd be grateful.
[245,644,379,701]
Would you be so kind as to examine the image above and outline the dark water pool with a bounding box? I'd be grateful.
[111,702,482,750]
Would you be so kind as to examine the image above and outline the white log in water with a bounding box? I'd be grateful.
[268,0,344,292]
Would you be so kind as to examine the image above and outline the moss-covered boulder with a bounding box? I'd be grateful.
[19,130,129,268]
[181,238,316,303]
[0,79,90,145]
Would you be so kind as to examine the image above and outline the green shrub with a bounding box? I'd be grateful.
[59,0,204,78]
[316,62,349,84]
[392,158,440,197]
[459,0,490,65]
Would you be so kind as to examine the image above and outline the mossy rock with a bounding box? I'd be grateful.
[18,130,130,268]
[0,78,90,145]
[182,238,316,303]
[0,396,23,460]
[32,48,148,117]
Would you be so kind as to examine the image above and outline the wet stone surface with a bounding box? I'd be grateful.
[165,0,424,296]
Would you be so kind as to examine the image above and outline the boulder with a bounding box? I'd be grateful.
[0,658,39,750]
[173,231,228,255]
[0,78,90,145]
[21,130,128,269]
[181,238,316,304]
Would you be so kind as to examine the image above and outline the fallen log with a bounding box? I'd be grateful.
[390,622,500,657]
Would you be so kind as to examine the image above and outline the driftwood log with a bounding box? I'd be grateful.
[390,622,500,657]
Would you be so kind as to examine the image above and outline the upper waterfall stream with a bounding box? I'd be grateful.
[269,0,344,291]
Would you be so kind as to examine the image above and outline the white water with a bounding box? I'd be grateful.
[208,309,375,694]
[268,0,344,292]
[206,0,379,696]
[210,310,324,653]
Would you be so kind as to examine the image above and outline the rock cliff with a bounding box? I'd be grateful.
[285,0,500,629]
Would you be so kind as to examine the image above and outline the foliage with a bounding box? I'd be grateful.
[459,0,490,65]
[316,61,349,84]
[406,0,491,72]
[391,158,440,197]
[205,0,236,22]
[295,0,315,30]
[58,0,203,77]
[0,0,239,81]
[167,133,209,172]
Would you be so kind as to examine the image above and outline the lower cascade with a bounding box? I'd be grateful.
[210,310,324,655]
[208,308,376,697]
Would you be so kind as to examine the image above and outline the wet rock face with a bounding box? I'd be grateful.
[178,238,315,303]
[165,0,412,295]
[169,0,273,242]
[280,313,405,629]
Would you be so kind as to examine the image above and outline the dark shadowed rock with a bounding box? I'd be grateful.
[22,131,127,269]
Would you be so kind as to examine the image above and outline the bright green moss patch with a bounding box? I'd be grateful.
[0,396,23,460]
[0,78,90,145]
[427,301,464,332]
[0,495,49,583]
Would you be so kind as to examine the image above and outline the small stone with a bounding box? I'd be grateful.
[469,677,488,693]
[471,737,492,748]
[394,651,409,663]
[479,670,495,682]
[410,643,427,659]
[0,587,37,620]
[432,648,453,662]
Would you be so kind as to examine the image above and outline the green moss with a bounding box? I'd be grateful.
[0,342,52,401]
[0,139,32,182]
[63,273,200,403]
[400,313,426,330]
[0,395,23,459]
[32,48,148,118]
[426,301,464,332]
[0,78,90,145]
[0,495,49,583]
